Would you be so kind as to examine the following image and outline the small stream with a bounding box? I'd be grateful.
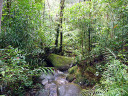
[35,70,82,96]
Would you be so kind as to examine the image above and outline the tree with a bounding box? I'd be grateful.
[0,0,3,33]
[55,0,65,54]
[59,0,65,54]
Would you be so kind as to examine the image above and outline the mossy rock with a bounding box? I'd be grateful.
[47,54,74,71]
[68,66,78,74]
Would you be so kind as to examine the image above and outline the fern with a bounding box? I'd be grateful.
[95,59,128,96]
[105,48,117,59]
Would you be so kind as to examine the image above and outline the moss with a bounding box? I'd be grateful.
[47,54,74,70]
[68,66,78,74]
[75,71,82,78]
[66,74,75,82]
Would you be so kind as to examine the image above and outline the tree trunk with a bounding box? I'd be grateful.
[0,0,3,33]
[55,24,60,47]
[55,0,65,54]
[59,0,65,54]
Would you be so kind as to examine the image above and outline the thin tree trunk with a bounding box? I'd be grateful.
[55,24,60,47]
[0,0,3,33]
[59,0,65,54]
[55,0,65,54]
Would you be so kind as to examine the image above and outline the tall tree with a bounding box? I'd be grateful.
[55,0,65,54]
[59,0,65,54]
[0,0,3,33]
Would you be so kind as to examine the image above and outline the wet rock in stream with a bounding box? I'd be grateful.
[35,89,49,96]
[58,83,82,96]
[45,83,57,96]
[36,70,82,96]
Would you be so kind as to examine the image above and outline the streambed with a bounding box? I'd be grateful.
[35,70,82,96]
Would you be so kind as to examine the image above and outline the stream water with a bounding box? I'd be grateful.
[35,70,82,96]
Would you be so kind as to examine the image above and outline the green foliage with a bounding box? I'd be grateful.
[95,59,128,96]
[0,46,53,95]
[0,0,128,95]
[68,66,77,74]
[0,46,33,95]
[1,0,46,53]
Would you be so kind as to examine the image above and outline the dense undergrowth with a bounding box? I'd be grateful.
[80,57,128,96]
[96,59,128,96]
[0,46,53,95]
[0,0,128,95]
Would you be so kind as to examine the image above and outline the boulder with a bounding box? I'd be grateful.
[35,89,49,96]
[45,83,57,96]
[47,54,74,71]
[41,79,48,85]
[40,73,54,81]
[55,78,68,85]
[58,83,82,96]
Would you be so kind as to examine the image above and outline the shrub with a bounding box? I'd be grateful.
[0,46,34,95]
[95,59,128,96]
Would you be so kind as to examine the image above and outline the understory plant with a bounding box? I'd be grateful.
[0,46,53,95]
[0,46,33,95]
[95,59,128,96]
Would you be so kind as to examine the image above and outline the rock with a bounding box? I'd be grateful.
[54,70,65,78]
[45,83,57,96]
[58,83,82,96]
[40,73,54,81]
[41,79,48,85]
[47,54,74,71]
[49,84,57,96]
[35,89,49,96]
[55,78,68,85]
